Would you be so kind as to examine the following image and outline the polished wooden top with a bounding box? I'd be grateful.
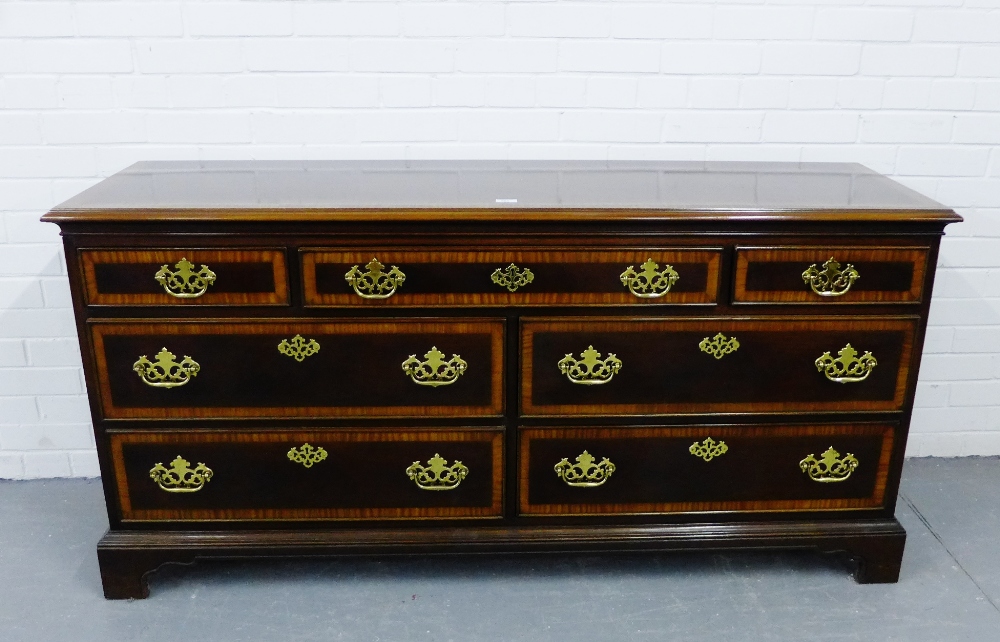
[44,160,959,223]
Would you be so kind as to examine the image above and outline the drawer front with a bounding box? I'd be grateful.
[80,249,289,306]
[519,424,894,516]
[91,319,504,419]
[302,249,721,307]
[110,429,503,521]
[734,246,929,304]
[522,317,916,416]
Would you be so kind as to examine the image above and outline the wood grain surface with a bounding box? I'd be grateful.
[111,429,504,521]
[521,316,917,416]
[80,249,289,306]
[734,246,929,304]
[519,424,894,516]
[303,248,721,306]
[90,319,505,419]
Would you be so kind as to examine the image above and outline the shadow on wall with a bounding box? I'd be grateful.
[908,224,1000,458]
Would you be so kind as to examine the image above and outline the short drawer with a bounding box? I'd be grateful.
[734,246,929,304]
[302,248,721,307]
[110,429,504,522]
[80,249,289,306]
[519,424,894,516]
[90,319,504,419]
[521,317,916,416]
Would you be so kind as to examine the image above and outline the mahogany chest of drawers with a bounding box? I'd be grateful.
[42,160,960,598]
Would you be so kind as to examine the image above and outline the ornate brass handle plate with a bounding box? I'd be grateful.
[401,347,467,387]
[802,258,859,297]
[133,348,200,388]
[287,443,328,468]
[557,345,622,385]
[619,258,679,298]
[554,450,615,487]
[699,333,739,359]
[344,257,405,299]
[278,335,320,362]
[815,343,877,383]
[491,263,534,292]
[799,447,858,482]
[689,437,728,462]
[406,454,468,490]
[154,258,217,298]
[149,456,213,492]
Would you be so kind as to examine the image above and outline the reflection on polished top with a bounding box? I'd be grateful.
[44,160,957,222]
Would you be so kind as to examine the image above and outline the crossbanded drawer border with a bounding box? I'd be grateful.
[88,318,505,420]
[79,248,290,306]
[109,428,505,522]
[733,245,930,305]
[520,315,918,417]
[301,247,722,307]
[518,423,895,517]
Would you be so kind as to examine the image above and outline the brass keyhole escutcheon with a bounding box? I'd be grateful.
[491,263,534,292]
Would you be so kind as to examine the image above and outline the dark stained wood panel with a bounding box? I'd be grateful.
[303,249,720,307]
[80,249,289,306]
[734,247,929,304]
[522,317,917,416]
[90,319,505,419]
[110,429,503,521]
[519,424,894,516]
[43,160,959,223]
[42,160,963,596]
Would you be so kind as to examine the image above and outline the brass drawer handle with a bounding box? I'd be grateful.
[799,447,858,483]
[345,257,405,299]
[287,443,328,468]
[402,347,467,387]
[699,333,739,359]
[554,450,615,487]
[558,345,622,385]
[689,437,728,462]
[619,258,679,298]
[133,348,200,388]
[278,335,320,361]
[802,258,859,297]
[815,343,877,383]
[406,454,468,490]
[491,263,534,292]
[154,258,216,298]
[149,456,213,492]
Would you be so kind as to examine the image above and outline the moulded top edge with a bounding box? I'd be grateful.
[42,207,962,225]
[42,160,959,223]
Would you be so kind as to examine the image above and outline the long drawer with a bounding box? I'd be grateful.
[80,249,289,306]
[110,429,504,522]
[302,248,721,307]
[90,319,504,419]
[519,424,894,516]
[521,317,916,416]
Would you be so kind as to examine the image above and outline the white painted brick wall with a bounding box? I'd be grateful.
[0,0,999,477]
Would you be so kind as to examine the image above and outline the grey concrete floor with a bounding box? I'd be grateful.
[2,458,1000,641]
